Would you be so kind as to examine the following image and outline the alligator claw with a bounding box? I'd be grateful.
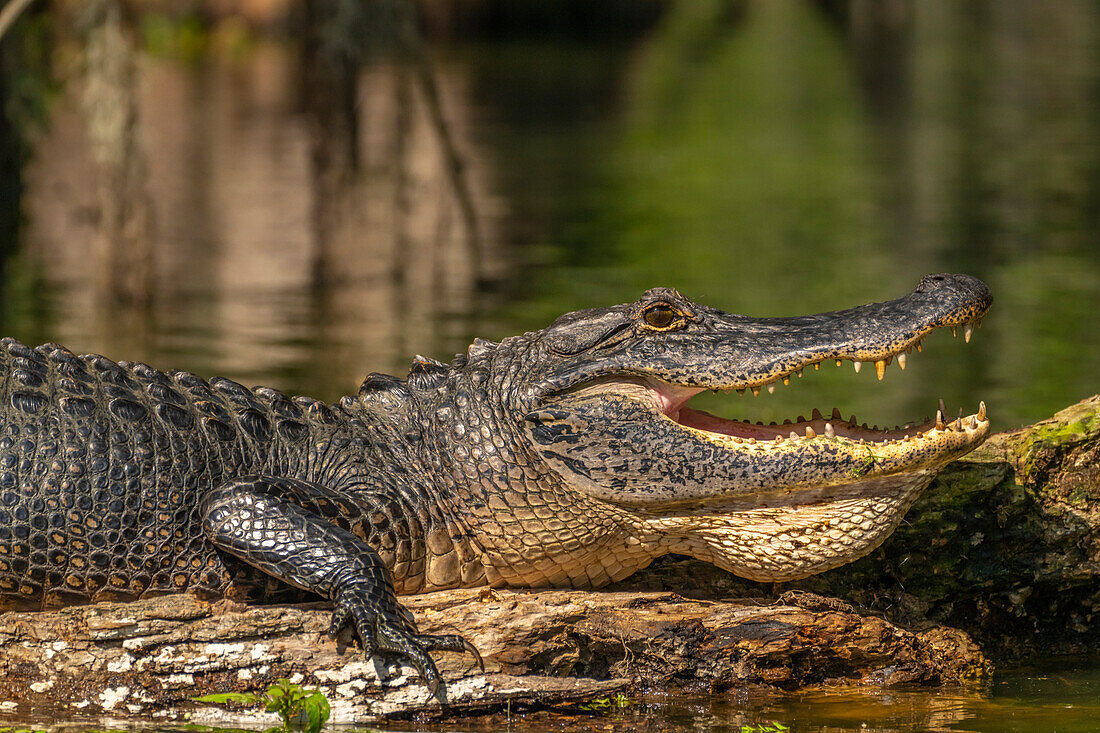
[329,583,481,694]
[414,632,485,673]
[327,606,354,637]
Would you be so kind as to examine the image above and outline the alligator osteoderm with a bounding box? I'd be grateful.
[0,274,991,692]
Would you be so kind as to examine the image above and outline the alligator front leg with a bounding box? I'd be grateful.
[199,476,482,694]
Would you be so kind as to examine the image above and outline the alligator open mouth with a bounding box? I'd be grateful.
[648,318,988,453]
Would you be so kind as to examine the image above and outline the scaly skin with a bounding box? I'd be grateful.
[0,273,992,693]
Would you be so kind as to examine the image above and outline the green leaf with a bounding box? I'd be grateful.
[302,692,331,733]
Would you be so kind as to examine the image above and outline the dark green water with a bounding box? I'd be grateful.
[611,661,1100,732]
[618,664,1100,732]
[2,0,1099,729]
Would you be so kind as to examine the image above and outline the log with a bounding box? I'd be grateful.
[0,590,985,725]
[4,397,1097,723]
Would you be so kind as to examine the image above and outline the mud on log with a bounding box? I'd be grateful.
[0,588,984,724]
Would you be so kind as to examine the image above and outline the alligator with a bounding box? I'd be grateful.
[0,273,992,692]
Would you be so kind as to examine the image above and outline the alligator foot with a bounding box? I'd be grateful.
[329,583,483,695]
[202,477,483,695]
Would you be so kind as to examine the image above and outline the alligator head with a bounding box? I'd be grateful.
[514,273,992,582]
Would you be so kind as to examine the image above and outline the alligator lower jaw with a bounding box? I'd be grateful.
[672,402,988,447]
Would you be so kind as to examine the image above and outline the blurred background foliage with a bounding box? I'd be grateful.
[0,0,1096,432]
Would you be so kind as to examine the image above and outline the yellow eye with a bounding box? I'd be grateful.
[644,304,677,329]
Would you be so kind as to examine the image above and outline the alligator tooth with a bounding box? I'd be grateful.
[796,369,803,378]
[789,431,798,440]
[783,377,790,386]
[767,383,776,394]
[783,418,792,425]
[769,421,778,426]
[797,415,806,423]
[756,421,764,425]
[875,360,886,380]
[752,387,760,397]
[936,410,945,430]
[737,389,745,396]
[861,422,869,429]
[853,361,862,374]
[774,435,783,441]
[903,434,910,442]
[955,417,963,430]
[939,398,947,417]
[978,401,987,421]
[747,438,756,444]
[814,363,820,371]
[849,414,857,425]
[832,407,843,420]
[805,426,816,438]
[916,341,922,352]
[897,353,907,370]
[951,326,957,337]
[811,408,823,420]
[964,323,973,343]
[824,422,835,438]
[836,359,842,367]
[969,416,978,429]
[977,318,983,328]
[885,356,893,366]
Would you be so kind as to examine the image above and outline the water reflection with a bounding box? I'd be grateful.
[18,38,498,400]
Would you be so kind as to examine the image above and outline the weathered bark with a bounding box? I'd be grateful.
[618,395,1100,659]
[2,398,1097,723]
[0,589,984,724]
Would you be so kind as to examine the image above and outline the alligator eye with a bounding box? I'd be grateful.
[644,304,678,329]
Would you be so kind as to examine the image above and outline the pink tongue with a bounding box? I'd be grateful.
[653,383,702,419]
